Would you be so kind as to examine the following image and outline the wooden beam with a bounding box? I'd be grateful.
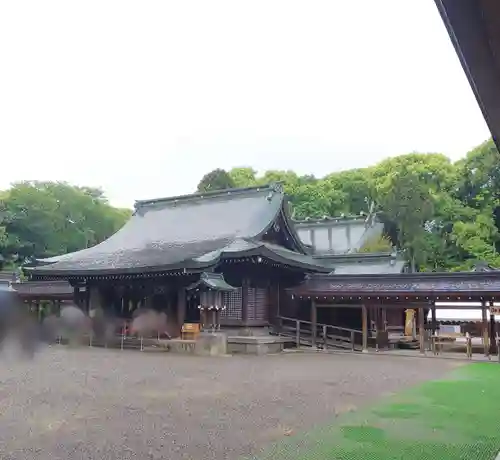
[361,304,368,352]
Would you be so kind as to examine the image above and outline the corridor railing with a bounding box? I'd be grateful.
[276,316,364,351]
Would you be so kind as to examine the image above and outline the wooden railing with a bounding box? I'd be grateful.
[276,316,364,351]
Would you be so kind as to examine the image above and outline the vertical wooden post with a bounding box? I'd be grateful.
[177,287,186,331]
[381,307,387,332]
[418,307,425,354]
[241,278,249,325]
[482,303,489,357]
[311,299,317,348]
[323,325,327,351]
[431,303,437,353]
[361,304,368,352]
[489,308,497,356]
[73,286,80,307]
[36,301,42,322]
[296,319,300,348]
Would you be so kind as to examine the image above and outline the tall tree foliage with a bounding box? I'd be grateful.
[197,169,236,192]
[215,139,500,271]
[0,181,130,264]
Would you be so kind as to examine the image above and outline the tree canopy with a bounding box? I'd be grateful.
[198,139,500,272]
[197,168,235,193]
[2,138,498,273]
[0,181,130,267]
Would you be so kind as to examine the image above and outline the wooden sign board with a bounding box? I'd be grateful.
[181,323,201,332]
[490,307,500,315]
[181,323,201,340]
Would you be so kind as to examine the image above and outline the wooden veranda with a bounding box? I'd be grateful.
[287,271,500,356]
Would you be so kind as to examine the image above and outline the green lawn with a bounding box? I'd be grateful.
[252,363,500,460]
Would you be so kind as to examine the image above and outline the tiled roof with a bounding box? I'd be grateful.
[186,273,237,292]
[11,280,74,297]
[30,184,326,276]
[289,271,500,299]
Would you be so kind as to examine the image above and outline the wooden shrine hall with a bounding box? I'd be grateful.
[27,183,330,336]
[288,270,500,355]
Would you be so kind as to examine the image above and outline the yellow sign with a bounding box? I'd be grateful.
[405,309,415,336]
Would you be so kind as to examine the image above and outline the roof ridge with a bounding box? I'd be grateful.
[293,212,380,224]
[134,182,284,209]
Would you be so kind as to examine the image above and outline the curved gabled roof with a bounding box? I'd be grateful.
[30,184,322,276]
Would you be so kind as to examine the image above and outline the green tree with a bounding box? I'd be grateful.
[197,169,236,192]
[371,153,455,271]
[0,181,129,262]
[228,167,258,188]
[358,235,393,253]
[324,168,374,216]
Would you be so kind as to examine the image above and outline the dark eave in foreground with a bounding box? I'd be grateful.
[434,0,500,149]
[288,271,500,300]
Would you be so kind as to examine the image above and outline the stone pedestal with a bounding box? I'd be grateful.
[195,332,228,356]
[227,335,288,354]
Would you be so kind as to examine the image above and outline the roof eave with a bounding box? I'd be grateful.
[27,260,216,278]
[434,0,500,149]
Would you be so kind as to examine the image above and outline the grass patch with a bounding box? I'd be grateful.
[251,363,500,460]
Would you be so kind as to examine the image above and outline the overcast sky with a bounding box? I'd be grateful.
[0,0,491,208]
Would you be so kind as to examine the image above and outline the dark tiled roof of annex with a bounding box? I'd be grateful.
[30,183,330,276]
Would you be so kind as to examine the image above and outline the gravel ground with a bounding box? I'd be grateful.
[0,346,459,460]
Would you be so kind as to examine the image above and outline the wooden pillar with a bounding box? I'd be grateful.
[241,278,249,325]
[361,304,368,352]
[85,284,91,313]
[489,304,497,355]
[177,287,186,328]
[36,300,42,322]
[311,299,317,348]
[268,282,280,327]
[73,286,80,307]
[418,307,425,354]
[431,303,437,334]
[381,307,387,332]
[430,303,437,353]
[482,303,489,357]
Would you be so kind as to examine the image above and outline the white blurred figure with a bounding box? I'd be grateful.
[0,284,39,359]
[60,304,89,346]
